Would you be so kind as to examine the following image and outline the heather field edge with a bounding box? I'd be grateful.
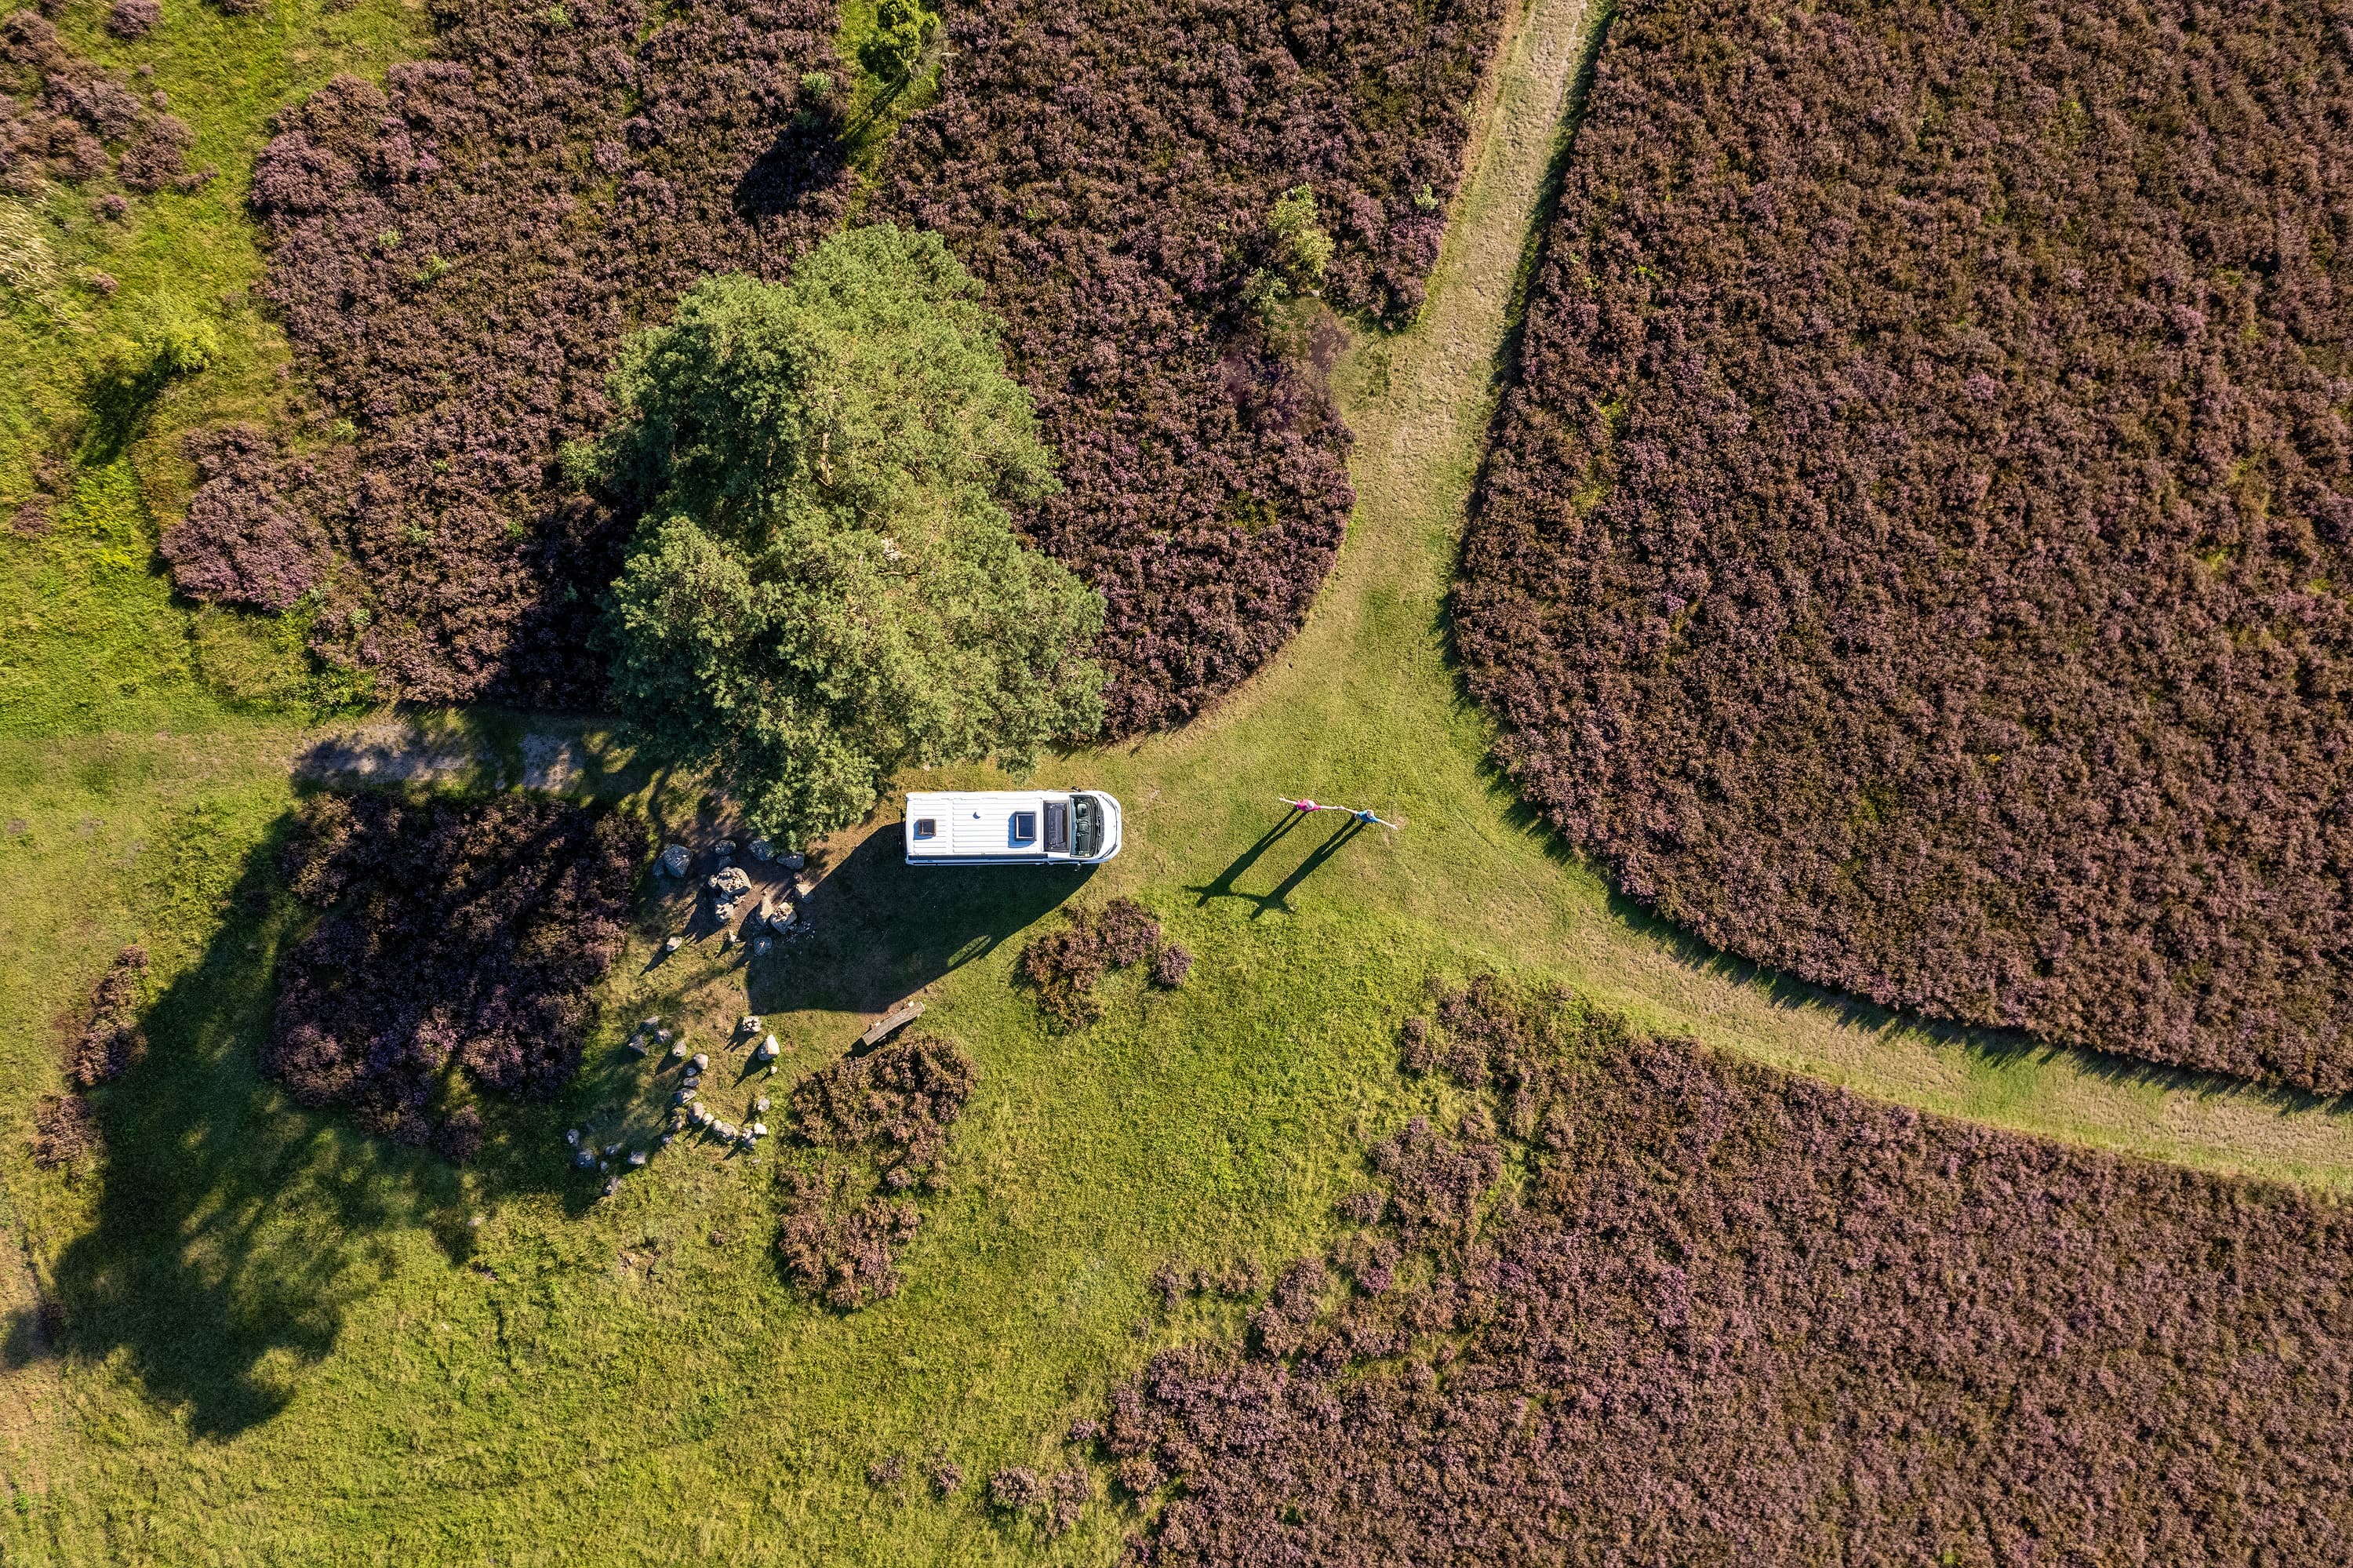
[0,0,427,737]
[5,0,2353,1560]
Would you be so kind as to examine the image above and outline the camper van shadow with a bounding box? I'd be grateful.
[743,825,1093,1019]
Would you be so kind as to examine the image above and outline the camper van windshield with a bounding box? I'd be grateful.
[1072,794,1101,857]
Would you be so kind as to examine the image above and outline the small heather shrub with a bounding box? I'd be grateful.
[1148,1261,1191,1309]
[1016,897,1162,1025]
[1148,942,1193,989]
[775,1031,977,1308]
[787,1030,976,1185]
[1396,1014,1431,1075]
[159,424,329,612]
[430,1105,486,1165]
[104,0,158,38]
[2,12,196,195]
[775,1163,922,1310]
[987,1465,1044,1513]
[31,1094,100,1168]
[115,111,192,191]
[69,946,146,1088]
[1044,1468,1091,1537]
[1114,1454,1162,1499]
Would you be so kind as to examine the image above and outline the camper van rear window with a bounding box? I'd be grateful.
[913,818,937,839]
[1011,811,1038,842]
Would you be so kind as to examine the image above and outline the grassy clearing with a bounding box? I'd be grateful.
[831,0,944,191]
[0,0,424,737]
[4,0,2353,1559]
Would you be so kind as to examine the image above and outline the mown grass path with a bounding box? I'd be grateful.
[1071,0,2353,1190]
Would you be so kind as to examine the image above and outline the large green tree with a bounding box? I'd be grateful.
[598,225,1106,842]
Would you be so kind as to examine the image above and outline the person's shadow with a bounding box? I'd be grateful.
[1189,809,1371,919]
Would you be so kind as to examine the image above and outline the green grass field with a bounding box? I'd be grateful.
[0,0,419,739]
[5,0,2353,1559]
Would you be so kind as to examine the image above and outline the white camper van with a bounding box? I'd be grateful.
[903,789,1123,866]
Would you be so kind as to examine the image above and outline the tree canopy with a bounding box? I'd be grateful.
[598,225,1106,842]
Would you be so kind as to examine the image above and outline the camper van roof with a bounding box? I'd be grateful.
[904,790,1062,858]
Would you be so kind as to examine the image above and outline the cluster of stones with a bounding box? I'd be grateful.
[568,1124,652,1196]
[578,1006,791,1191]
[654,837,813,958]
[654,1013,786,1152]
[572,1014,689,1194]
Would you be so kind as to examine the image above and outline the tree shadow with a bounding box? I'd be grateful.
[78,357,181,467]
[733,114,853,226]
[21,801,662,1439]
[743,824,1093,1018]
[289,706,659,802]
[26,824,427,1436]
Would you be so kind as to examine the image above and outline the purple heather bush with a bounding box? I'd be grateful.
[104,0,158,40]
[775,1032,978,1308]
[987,1465,1045,1514]
[70,945,147,1088]
[787,1030,977,1188]
[201,0,1504,723]
[776,1164,922,1309]
[1016,897,1164,1026]
[158,424,331,612]
[229,0,852,705]
[877,0,1506,731]
[1107,979,2353,1563]
[267,791,638,1152]
[1,9,195,196]
[1457,0,2353,1091]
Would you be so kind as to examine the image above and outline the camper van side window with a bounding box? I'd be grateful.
[1011,811,1038,842]
[913,818,937,839]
